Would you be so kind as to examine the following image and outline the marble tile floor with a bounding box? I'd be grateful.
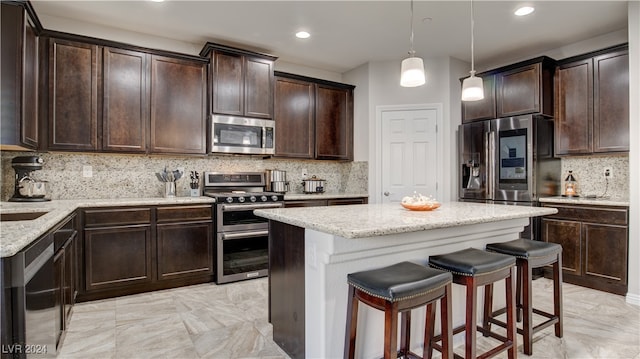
[58,277,640,359]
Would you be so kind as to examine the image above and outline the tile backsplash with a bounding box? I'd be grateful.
[560,154,628,199]
[1,152,368,200]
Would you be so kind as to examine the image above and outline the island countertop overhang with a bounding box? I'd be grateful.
[254,201,557,239]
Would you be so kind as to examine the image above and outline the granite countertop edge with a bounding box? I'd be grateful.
[1,197,216,258]
[255,202,557,239]
[539,196,629,207]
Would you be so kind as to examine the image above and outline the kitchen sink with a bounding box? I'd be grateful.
[0,211,49,222]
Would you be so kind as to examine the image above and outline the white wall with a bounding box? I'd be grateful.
[626,1,639,305]
[344,56,469,203]
[343,63,370,162]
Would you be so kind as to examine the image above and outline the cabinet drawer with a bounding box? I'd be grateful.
[543,205,627,225]
[84,207,151,227]
[156,205,212,223]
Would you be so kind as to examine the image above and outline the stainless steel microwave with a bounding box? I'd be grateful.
[211,115,275,155]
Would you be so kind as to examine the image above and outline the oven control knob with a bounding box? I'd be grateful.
[271,195,279,202]
[238,196,246,203]
[261,195,268,202]
[249,196,257,202]
[226,197,234,203]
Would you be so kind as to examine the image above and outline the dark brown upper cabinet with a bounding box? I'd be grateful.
[461,57,555,123]
[103,47,149,152]
[0,2,41,151]
[150,55,207,154]
[555,44,629,155]
[274,76,315,159]
[274,72,354,161]
[200,42,277,119]
[461,74,496,123]
[44,33,208,154]
[48,38,99,151]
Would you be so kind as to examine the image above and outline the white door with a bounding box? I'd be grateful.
[380,107,441,203]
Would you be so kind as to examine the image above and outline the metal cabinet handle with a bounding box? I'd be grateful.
[384,191,390,196]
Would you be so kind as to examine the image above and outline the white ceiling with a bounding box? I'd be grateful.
[31,1,629,73]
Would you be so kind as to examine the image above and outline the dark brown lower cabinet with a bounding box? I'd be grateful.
[284,196,368,208]
[79,205,213,301]
[541,203,628,295]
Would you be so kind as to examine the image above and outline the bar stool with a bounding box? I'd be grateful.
[484,239,563,355]
[344,261,453,359]
[429,248,517,359]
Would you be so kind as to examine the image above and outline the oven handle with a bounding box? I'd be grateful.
[221,230,269,240]
[220,203,284,211]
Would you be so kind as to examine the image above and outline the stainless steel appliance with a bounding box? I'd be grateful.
[267,169,289,193]
[203,172,284,284]
[211,115,275,155]
[459,115,561,239]
[302,175,326,193]
[10,156,51,202]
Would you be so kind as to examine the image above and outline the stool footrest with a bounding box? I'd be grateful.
[487,313,560,336]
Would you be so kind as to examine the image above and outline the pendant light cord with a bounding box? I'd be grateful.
[470,0,476,75]
[409,0,415,56]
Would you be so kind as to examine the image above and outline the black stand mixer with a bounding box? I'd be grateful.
[9,156,51,202]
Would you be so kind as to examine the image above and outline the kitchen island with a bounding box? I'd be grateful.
[255,201,557,359]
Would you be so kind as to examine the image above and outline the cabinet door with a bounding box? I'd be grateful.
[150,56,206,154]
[554,59,593,155]
[274,77,315,158]
[582,223,627,285]
[542,218,582,275]
[103,47,149,152]
[213,51,243,116]
[593,50,629,153]
[496,63,541,117]
[461,74,496,123]
[62,236,76,324]
[315,84,353,160]
[54,249,64,349]
[84,226,153,291]
[0,3,38,150]
[48,39,98,151]
[245,57,273,118]
[157,222,213,280]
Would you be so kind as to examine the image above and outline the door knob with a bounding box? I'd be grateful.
[384,191,390,196]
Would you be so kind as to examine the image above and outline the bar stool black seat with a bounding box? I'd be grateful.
[429,248,517,359]
[484,239,563,355]
[344,261,453,359]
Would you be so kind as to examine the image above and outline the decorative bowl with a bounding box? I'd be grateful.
[400,201,441,211]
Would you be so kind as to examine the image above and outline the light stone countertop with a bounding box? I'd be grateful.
[283,192,368,201]
[254,201,557,239]
[0,197,215,258]
[539,196,629,207]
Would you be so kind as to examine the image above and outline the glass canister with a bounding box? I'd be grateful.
[564,171,578,197]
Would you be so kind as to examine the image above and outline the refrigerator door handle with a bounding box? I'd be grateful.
[487,130,496,200]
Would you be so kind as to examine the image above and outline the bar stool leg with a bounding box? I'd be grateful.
[424,303,436,359]
[483,283,494,334]
[554,253,564,338]
[384,301,399,359]
[441,283,453,359]
[465,277,478,359]
[522,260,533,355]
[506,266,517,359]
[516,266,523,322]
[344,286,358,359]
[401,311,411,357]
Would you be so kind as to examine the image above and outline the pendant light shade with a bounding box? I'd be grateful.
[461,72,484,101]
[400,0,425,87]
[462,0,484,101]
[401,56,426,87]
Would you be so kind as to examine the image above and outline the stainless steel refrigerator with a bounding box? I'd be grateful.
[458,114,561,239]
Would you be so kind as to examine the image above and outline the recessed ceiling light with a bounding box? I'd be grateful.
[295,31,311,39]
[514,6,535,16]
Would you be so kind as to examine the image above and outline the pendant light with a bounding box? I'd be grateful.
[400,0,425,87]
[461,0,484,101]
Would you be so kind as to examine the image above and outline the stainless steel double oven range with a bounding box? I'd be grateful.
[203,172,284,284]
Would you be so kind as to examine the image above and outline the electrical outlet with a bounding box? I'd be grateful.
[82,165,93,178]
[604,167,613,179]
